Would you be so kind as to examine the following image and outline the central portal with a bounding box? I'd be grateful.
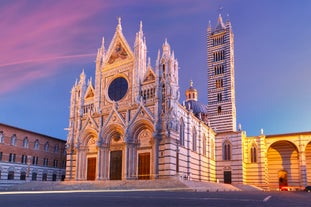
[110,150,122,180]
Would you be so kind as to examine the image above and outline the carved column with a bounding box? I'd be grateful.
[125,142,138,179]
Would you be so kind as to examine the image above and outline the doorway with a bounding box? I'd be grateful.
[278,170,288,189]
[224,171,232,184]
[110,151,122,180]
[87,157,96,180]
[138,152,150,180]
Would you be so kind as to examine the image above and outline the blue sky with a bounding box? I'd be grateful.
[1,0,311,139]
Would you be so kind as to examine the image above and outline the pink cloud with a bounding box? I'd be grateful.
[0,0,111,94]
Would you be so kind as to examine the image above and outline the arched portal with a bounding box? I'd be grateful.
[267,141,299,189]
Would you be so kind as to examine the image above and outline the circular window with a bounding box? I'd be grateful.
[108,77,128,101]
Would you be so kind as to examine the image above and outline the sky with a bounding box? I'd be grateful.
[1,0,311,140]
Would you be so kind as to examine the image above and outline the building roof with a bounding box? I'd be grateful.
[0,122,65,142]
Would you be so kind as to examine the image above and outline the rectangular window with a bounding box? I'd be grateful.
[21,155,27,164]
[9,153,16,162]
[0,152,2,161]
[53,160,58,168]
[216,79,223,88]
[32,156,39,165]
[217,93,222,101]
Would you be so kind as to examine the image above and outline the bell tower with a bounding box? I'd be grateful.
[207,14,236,133]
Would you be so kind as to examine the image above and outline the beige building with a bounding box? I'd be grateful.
[65,15,311,190]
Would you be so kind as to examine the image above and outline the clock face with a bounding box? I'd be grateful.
[108,77,128,101]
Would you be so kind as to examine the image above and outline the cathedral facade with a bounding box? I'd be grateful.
[66,15,311,190]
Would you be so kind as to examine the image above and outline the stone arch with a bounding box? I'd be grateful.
[101,123,125,145]
[129,119,154,144]
[128,119,155,180]
[7,166,15,180]
[80,128,98,147]
[79,128,99,181]
[267,140,299,189]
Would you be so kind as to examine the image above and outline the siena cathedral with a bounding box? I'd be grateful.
[65,15,311,190]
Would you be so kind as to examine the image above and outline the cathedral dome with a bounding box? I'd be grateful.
[185,100,208,115]
[184,80,209,125]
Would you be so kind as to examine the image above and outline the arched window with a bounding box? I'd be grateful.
[11,135,17,146]
[218,106,222,114]
[23,137,29,148]
[54,144,59,153]
[34,139,39,150]
[223,140,232,161]
[211,139,215,160]
[0,131,3,143]
[192,127,197,152]
[44,142,49,152]
[251,144,257,163]
[179,119,185,146]
[203,135,207,156]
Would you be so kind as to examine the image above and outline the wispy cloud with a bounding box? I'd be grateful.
[0,0,109,94]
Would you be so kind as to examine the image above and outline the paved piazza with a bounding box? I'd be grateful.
[1,191,311,207]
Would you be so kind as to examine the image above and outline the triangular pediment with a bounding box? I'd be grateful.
[80,115,99,134]
[143,67,156,83]
[103,25,134,69]
[104,104,126,127]
[84,84,95,100]
[129,104,154,127]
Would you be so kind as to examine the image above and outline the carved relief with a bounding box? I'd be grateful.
[138,129,152,147]
[108,42,128,64]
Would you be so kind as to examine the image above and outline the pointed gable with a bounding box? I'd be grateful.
[143,67,156,83]
[103,18,134,69]
[85,86,94,100]
[84,81,95,100]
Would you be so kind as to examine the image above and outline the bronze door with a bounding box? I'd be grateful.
[110,151,122,180]
[138,152,150,180]
[87,157,96,180]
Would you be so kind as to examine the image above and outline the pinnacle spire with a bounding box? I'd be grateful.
[117,16,122,31]
[215,13,225,31]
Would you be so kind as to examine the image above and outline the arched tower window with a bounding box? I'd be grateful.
[218,106,222,114]
[179,118,185,146]
[223,140,232,161]
[250,144,257,163]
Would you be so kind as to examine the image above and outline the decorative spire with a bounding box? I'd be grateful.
[162,38,170,55]
[148,57,151,67]
[117,16,122,31]
[190,80,193,87]
[215,13,225,31]
[139,20,143,33]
